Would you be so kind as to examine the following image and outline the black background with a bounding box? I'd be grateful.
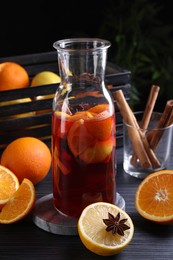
[0,0,172,58]
[0,1,105,57]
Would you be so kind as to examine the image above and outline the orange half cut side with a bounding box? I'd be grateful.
[0,178,36,224]
[135,170,173,224]
[0,165,20,210]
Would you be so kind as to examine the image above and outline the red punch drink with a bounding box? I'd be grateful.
[52,103,116,218]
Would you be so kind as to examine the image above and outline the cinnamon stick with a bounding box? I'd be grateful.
[140,85,160,129]
[130,111,161,169]
[114,90,152,169]
[131,85,160,166]
[148,99,173,150]
[167,105,173,126]
[139,132,161,168]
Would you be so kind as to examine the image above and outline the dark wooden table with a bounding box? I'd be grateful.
[1,147,173,260]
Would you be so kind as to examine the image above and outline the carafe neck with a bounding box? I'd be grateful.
[53,38,111,86]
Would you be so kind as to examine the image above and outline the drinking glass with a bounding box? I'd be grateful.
[123,111,173,179]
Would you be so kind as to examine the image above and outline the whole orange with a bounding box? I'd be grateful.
[0,62,30,91]
[0,137,52,185]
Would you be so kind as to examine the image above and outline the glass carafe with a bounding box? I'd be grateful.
[52,38,116,218]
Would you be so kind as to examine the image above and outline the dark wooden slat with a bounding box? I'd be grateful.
[0,51,57,66]
[0,126,51,154]
[0,84,58,101]
[0,51,131,85]
[0,99,53,117]
[0,125,51,143]
[0,113,51,131]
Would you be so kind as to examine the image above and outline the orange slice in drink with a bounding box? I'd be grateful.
[67,106,114,163]
[85,110,114,141]
[53,147,72,175]
[67,119,95,157]
[88,104,110,114]
[86,104,115,141]
[54,111,94,138]
[79,137,113,164]
[68,111,94,122]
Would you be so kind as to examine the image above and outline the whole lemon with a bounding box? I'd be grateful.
[31,71,61,105]
[31,71,60,87]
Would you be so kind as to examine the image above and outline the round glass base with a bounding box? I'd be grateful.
[32,193,125,236]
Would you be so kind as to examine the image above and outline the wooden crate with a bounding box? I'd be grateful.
[0,51,131,153]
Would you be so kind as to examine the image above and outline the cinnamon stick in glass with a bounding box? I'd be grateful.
[167,105,173,126]
[114,90,152,169]
[140,85,160,129]
[131,85,160,166]
[148,99,173,150]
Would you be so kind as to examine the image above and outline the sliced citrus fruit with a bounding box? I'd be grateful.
[53,147,72,175]
[68,111,94,122]
[88,104,110,114]
[53,111,94,139]
[0,165,20,210]
[79,137,113,163]
[67,119,95,157]
[135,170,173,224]
[78,202,134,256]
[0,178,36,224]
[85,111,114,141]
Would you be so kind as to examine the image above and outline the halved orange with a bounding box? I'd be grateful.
[135,170,173,224]
[0,165,20,210]
[0,178,36,224]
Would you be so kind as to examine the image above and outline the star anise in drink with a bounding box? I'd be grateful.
[103,212,130,236]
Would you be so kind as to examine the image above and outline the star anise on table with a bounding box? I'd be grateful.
[103,212,130,236]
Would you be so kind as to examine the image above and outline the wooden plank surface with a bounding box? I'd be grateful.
[0,147,173,260]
